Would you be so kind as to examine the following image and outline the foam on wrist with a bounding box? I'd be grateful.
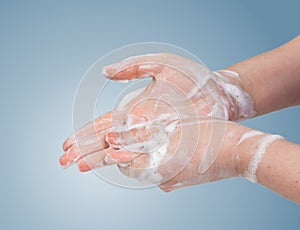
[244,134,283,182]
[213,70,257,121]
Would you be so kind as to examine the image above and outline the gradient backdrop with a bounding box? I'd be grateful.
[1,1,300,229]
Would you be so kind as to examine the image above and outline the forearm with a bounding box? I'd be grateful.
[226,35,300,116]
[237,133,300,204]
[257,139,300,204]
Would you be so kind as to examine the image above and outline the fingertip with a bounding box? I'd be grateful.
[62,136,74,151]
[59,148,80,167]
[62,140,69,151]
[59,154,67,166]
[78,160,91,172]
[159,186,172,193]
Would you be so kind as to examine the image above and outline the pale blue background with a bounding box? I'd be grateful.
[1,0,300,229]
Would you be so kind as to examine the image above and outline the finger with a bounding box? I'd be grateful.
[118,153,151,177]
[59,145,80,167]
[102,52,212,99]
[106,125,152,149]
[159,177,183,192]
[103,62,162,81]
[62,112,112,151]
[159,183,184,192]
[102,53,177,81]
[77,148,116,172]
[59,131,109,168]
[60,113,111,167]
[104,150,141,165]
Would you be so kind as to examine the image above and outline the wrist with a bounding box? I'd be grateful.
[212,70,256,121]
[234,128,284,182]
[209,121,252,179]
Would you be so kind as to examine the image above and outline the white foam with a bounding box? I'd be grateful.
[244,134,283,182]
[237,130,264,145]
[213,70,257,121]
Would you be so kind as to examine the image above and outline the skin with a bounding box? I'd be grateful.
[227,35,300,204]
[60,35,300,204]
[227,35,300,115]
[236,135,300,204]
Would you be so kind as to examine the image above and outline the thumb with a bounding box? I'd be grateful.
[102,53,170,81]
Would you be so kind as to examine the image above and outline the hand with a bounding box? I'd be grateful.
[103,53,256,121]
[59,53,257,190]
